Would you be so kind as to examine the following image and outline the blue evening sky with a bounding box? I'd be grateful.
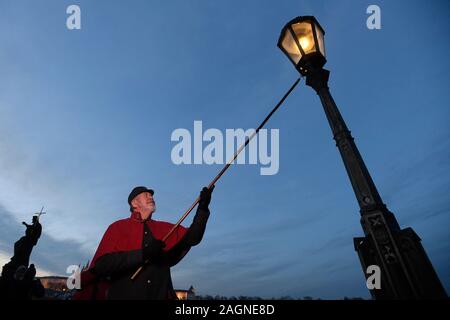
[0,0,449,299]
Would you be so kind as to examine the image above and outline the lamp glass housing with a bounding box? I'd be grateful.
[278,16,326,75]
[291,22,316,55]
[280,28,301,65]
[314,23,325,56]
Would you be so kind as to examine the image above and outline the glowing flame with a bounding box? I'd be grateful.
[299,37,313,52]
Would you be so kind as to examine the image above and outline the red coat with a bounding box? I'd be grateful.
[73,211,188,300]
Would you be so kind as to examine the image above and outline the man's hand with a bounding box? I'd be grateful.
[143,239,166,261]
[198,185,215,210]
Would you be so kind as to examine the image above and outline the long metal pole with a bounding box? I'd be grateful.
[131,77,301,280]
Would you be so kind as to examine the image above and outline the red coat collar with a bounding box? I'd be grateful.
[130,209,153,222]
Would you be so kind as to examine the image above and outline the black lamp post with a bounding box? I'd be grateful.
[278,16,447,299]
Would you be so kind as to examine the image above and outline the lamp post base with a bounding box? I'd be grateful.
[354,223,447,299]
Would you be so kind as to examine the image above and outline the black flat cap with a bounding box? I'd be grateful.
[128,186,154,205]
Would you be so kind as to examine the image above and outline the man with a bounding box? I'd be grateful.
[73,185,213,300]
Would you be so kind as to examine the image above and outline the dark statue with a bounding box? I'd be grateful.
[0,214,45,299]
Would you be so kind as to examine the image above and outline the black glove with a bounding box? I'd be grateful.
[143,239,166,261]
[198,185,214,210]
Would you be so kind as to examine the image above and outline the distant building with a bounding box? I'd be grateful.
[38,276,197,300]
[38,276,68,292]
[175,286,196,300]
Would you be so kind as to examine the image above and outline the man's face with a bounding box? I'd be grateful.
[132,191,156,214]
